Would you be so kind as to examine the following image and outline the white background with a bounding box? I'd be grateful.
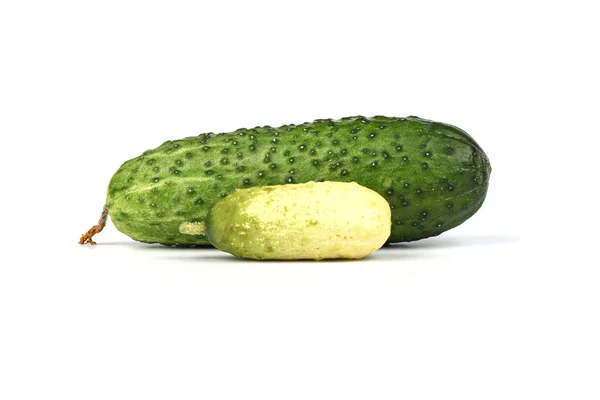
[1,1,599,399]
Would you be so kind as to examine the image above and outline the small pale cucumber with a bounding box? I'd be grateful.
[189,181,391,260]
[101,115,490,246]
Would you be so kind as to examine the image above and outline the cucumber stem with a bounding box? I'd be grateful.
[79,204,109,245]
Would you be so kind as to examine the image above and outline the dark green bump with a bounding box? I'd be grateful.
[202,146,210,151]
[370,161,379,167]
[424,151,432,157]
[204,161,212,167]
[283,150,290,156]
[205,170,214,175]
[402,156,409,161]
[257,171,265,177]
[187,187,195,194]
[341,169,348,176]
[387,188,394,196]
[286,176,295,183]
[152,177,160,183]
[396,145,403,152]
[422,163,429,170]
[404,182,410,188]
[269,163,276,169]
[382,151,390,159]
[237,152,243,158]
[289,157,295,163]
[243,179,250,186]
[249,145,256,151]
[221,158,229,165]
[298,144,307,151]
[157,212,165,217]
[448,184,454,191]
[352,157,359,163]
[369,133,376,139]
[236,166,246,171]
[152,166,160,172]
[172,169,180,175]
[421,212,428,221]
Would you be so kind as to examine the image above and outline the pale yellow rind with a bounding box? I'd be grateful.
[178,221,206,235]
[208,181,391,260]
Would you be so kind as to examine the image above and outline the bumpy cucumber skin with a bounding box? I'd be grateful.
[106,116,491,246]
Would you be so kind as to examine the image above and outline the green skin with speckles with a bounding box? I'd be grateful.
[106,116,491,246]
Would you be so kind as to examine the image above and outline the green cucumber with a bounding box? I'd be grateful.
[100,115,490,246]
[188,181,391,260]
